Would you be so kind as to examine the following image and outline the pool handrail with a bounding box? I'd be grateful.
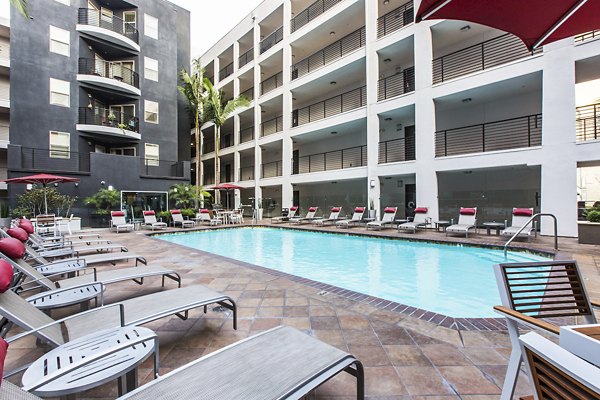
[503,213,557,257]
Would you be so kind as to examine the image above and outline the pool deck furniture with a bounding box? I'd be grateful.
[367,207,398,230]
[271,206,298,223]
[290,207,319,224]
[170,210,195,229]
[312,207,342,226]
[446,207,477,237]
[336,207,365,229]
[483,221,506,236]
[501,208,536,241]
[398,207,429,234]
[142,211,167,230]
[110,211,135,233]
[493,260,599,400]
[193,209,223,226]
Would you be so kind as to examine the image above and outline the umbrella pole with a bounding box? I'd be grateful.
[43,184,48,215]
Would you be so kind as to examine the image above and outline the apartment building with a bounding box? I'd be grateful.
[0,16,9,197]
[7,0,191,223]
[198,0,600,237]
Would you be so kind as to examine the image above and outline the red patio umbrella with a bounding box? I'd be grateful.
[1,173,80,214]
[206,183,243,209]
[416,0,600,50]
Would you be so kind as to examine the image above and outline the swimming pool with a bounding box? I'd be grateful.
[158,227,550,318]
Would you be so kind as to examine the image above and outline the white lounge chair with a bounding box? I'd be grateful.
[110,211,135,233]
[142,211,167,230]
[367,207,397,230]
[312,207,342,225]
[290,207,318,224]
[271,206,298,223]
[195,209,222,225]
[446,207,477,237]
[336,207,365,229]
[501,207,535,241]
[398,207,429,233]
[170,209,195,229]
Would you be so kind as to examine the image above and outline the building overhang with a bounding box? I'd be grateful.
[76,124,141,141]
[76,74,141,97]
[76,24,140,53]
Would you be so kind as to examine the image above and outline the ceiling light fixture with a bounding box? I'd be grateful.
[384,117,392,121]
[330,131,338,135]
[383,0,390,4]
[330,31,335,36]
[384,58,391,63]
[330,81,336,85]
[462,97,472,103]
[460,25,471,32]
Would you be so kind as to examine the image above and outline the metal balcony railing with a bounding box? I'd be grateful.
[378,138,415,164]
[239,166,255,181]
[576,103,600,142]
[78,8,139,44]
[432,34,541,84]
[19,147,91,173]
[260,26,284,54]
[78,107,139,132]
[261,115,283,137]
[240,126,255,143]
[260,72,283,95]
[78,58,140,88]
[293,145,367,174]
[377,1,414,38]
[292,85,366,127]
[141,159,185,178]
[240,87,254,101]
[218,62,234,81]
[377,66,415,101]
[575,30,600,43]
[238,48,254,68]
[262,161,282,178]
[291,26,366,80]
[435,114,542,157]
[291,0,341,33]
[220,133,234,149]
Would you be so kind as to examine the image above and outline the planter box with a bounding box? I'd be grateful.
[578,221,600,245]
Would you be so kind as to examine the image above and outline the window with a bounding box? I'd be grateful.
[144,100,158,123]
[49,78,70,107]
[49,26,70,56]
[100,7,113,23]
[123,11,136,35]
[144,14,158,39]
[144,57,158,81]
[110,147,136,156]
[145,143,159,166]
[49,131,70,158]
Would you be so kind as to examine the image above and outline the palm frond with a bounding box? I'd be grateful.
[11,0,28,18]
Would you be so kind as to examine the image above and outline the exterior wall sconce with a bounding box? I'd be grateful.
[370,179,376,188]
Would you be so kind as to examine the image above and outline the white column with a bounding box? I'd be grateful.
[253,18,262,203]
[213,58,220,85]
[281,1,293,207]
[365,0,380,216]
[234,150,241,182]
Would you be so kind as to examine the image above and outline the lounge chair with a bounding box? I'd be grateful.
[271,206,298,223]
[501,207,535,241]
[194,209,222,225]
[312,207,342,225]
[446,207,477,237]
[336,207,365,229]
[493,260,599,400]
[398,207,429,234]
[142,211,167,230]
[170,209,195,229]
[110,211,135,233]
[366,207,397,230]
[289,207,319,224]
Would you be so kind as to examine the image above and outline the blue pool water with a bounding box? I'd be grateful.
[158,227,550,318]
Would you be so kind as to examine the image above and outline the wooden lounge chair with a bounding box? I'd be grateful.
[290,207,319,224]
[501,207,536,241]
[446,207,477,237]
[312,206,342,225]
[367,207,397,230]
[170,210,195,229]
[271,206,298,223]
[493,260,599,400]
[142,211,167,230]
[398,207,429,233]
[336,207,365,229]
[110,211,135,233]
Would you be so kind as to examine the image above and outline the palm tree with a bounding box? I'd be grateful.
[178,58,206,209]
[203,78,250,205]
[168,183,211,209]
[11,0,28,17]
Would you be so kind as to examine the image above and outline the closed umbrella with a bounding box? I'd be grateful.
[206,183,243,209]
[1,173,80,214]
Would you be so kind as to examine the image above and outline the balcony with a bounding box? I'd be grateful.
[377,1,414,39]
[203,139,215,154]
[260,72,283,96]
[239,166,255,181]
[291,0,342,33]
[262,161,282,178]
[575,30,600,44]
[141,158,186,178]
[433,34,540,84]
[78,58,140,96]
[292,86,366,127]
[435,114,542,157]
[261,115,283,137]
[238,48,254,69]
[77,107,141,141]
[291,26,365,80]
[378,138,415,164]
[77,8,140,52]
[15,146,91,173]
[219,62,234,81]
[378,67,415,101]
[203,172,215,185]
[260,26,283,54]
[220,133,234,149]
[240,126,255,143]
[240,87,254,101]
[576,103,600,142]
[293,145,366,174]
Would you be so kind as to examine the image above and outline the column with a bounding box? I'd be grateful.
[281,0,293,207]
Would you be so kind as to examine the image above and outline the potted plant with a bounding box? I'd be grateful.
[578,208,600,245]
[368,197,376,219]
[108,113,117,127]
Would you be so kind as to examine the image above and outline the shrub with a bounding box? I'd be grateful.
[157,210,171,222]
[84,188,120,215]
[587,210,600,223]
[181,208,195,218]
[11,188,77,218]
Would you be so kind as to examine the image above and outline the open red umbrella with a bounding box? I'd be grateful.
[206,183,243,209]
[1,173,80,214]
[416,0,600,50]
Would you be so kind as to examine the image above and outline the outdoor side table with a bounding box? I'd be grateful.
[26,283,105,311]
[560,324,600,367]
[483,222,505,235]
[434,220,451,232]
[22,326,158,398]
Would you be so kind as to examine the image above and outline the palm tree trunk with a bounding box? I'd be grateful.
[194,111,200,209]
[214,125,220,205]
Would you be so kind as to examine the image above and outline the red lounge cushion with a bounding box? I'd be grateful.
[0,260,12,293]
[18,219,34,234]
[354,207,365,213]
[384,207,396,213]
[513,208,533,217]
[414,207,428,214]
[0,238,26,259]
[143,211,155,216]
[170,210,181,214]
[0,337,7,381]
[6,227,28,242]
[290,206,298,211]
[111,211,125,217]
[308,207,317,212]
[331,207,341,212]
[200,209,210,214]
[460,207,476,216]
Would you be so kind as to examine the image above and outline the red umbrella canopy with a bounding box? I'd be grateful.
[207,183,243,190]
[2,173,80,185]
[416,0,600,50]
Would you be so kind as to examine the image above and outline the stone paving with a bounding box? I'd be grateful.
[4,222,600,399]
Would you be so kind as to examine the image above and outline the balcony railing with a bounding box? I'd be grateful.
[260,72,283,95]
[262,161,282,178]
[78,8,139,44]
[240,126,255,143]
[435,114,542,157]
[239,166,255,181]
[377,66,415,101]
[378,138,415,164]
[219,62,234,81]
[291,0,341,33]
[220,133,234,149]
[292,85,366,127]
[260,26,284,54]
[239,48,254,68]
[377,1,414,38]
[261,115,283,137]
[141,159,186,178]
[18,147,91,173]
[78,107,139,132]
[432,34,541,84]
[291,26,366,80]
[240,87,254,101]
[576,103,600,142]
[293,145,367,174]
[575,30,600,43]
[78,58,140,88]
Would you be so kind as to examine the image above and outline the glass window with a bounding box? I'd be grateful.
[123,11,137,34]
[49,78,70,107]
[49,26,70,56]
[144,57,158,81]
[100,7,113,23]
[145,143,159,166]
[144,14,158,39]
[144,100,158,124]
[49,131,70,158]
[110,147,136,156]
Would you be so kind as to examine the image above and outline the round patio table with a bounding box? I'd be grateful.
[483,222,505,235]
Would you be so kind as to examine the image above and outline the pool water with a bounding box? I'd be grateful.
[158,227,550,318]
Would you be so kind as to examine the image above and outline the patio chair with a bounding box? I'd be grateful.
[230,208,244,224]
[493,260,599,400]
[312,207,342,226]
[170,210,195,229]
[194,209,222,226]
[290,207,319,224]
[142,211,167,230]
[34,214,56,235]
[446,207,477,237]
[271,206,298,223]
[336,207,365,229]
[501,208,536,241]
[398,207,429,234]
[518,332,600,400]
[367,207,397,230]
[110,211,135,233]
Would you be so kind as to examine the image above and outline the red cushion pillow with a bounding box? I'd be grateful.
[0,238,26,260]
[414,207,428,214]
[308,207,317,212]
[143,210,155,216]
[111,211,125,217]
[18,219,34,234]
[170,210,181,214]
[513,208,533,217]
[460,207,476,215]
[290,206,298,211]
[0,260,13,293]
[354,207,365,213]
[200,209,210,214]
[331,207,341,212]
[0,337,8,382]
[384,207,396,213]
[6,227,28,242]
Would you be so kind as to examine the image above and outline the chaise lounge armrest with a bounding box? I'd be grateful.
[592,300,600,309]
[493,305,559,335]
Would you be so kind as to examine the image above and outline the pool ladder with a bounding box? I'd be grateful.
[503,213,558,258]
